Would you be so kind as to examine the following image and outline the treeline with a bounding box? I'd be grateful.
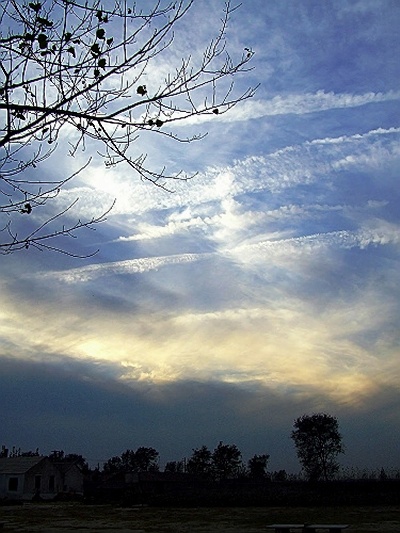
[1,442,287,480]
[2,413,399,482]
[3,442,399,482]
[101,442,284,481]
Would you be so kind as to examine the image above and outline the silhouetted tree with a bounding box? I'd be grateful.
[103,455,123,474]
[48,450,65,461]
[64,453,89,470]
[120,449,137,471]
[7,446,40,457]
[128,446,159,472]
[0,0,256,254]
[379,467,388,481]
[291,413,344,481]
[270,469,288,482]
[186,445,212,477]
[164,460,185,473]
[104,447,159,473]
[48,450,89,472]
[248,453,269,479]
[212,441,243,480]
[0,445,8,458]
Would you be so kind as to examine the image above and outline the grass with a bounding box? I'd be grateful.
[0,502,399,532]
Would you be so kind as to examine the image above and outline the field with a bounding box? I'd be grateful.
[0,503,399,532]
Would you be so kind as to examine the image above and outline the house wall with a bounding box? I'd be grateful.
[0,458,84,500]
[0,473,25,499]
[23,459,64,500]
[62,465,84,495]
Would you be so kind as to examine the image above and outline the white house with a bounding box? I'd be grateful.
[0,456,83,500]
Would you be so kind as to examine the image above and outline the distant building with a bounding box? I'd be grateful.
[0,456,83,501]
[51,460,84,496]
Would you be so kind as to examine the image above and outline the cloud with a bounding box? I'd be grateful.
[39,214,399,285]
[231,223,400,259]
[0,354,325,469]
[176,90,400,124]
[38,251,213,283]
[117,215,209,242]
[3,244,398,411]
[59,130,395,259]
[309,127,400,145]
[41,119,399,236]
[1,353,399,470]
[337,0,387,15]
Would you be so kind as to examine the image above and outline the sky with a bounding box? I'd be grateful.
[1,0,400,474]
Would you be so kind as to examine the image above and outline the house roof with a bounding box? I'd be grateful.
[0,456,44,474]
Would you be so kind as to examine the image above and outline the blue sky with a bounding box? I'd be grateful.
[1,0,399,473]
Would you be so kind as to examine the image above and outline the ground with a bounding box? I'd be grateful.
[0,503,399,532]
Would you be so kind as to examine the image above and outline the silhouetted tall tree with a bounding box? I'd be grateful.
[291,413,344,481]
[104,447,159,473]
[212,441,243,480]
[186,445,212,477]
[128,446,159,472]
[248,453,269,479]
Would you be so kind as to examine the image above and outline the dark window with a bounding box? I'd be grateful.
[8,477,18,491]
[49,475,55,492]
[34,475,41,490]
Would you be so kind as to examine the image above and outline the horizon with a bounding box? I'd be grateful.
[1,440,398,479]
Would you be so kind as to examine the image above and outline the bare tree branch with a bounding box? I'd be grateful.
[0,0,257,255]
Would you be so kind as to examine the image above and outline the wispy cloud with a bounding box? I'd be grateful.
[233,223,400,255]
[40,219,399,285]
[46,119,400,234]
[117,216,209,242]
[308,127,400,145]
[41,251,213,283]
[179,90,400,124]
